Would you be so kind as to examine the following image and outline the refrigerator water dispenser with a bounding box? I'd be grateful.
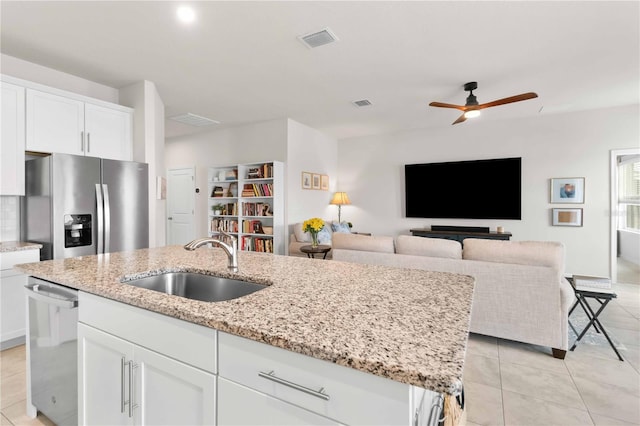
[64,214,92,248]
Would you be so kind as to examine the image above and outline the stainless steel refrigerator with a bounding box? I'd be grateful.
[21,153,149,260]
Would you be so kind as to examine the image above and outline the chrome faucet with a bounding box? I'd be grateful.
[184,231,238,272]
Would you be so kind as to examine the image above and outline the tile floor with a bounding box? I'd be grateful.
[1,283,639,425]
[464,281,640,426]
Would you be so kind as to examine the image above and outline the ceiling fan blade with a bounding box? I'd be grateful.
[478,92,538,109]
[452,114,467,125]
[429,101,466,111]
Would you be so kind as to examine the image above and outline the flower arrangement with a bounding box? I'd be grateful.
[303,217,325,247]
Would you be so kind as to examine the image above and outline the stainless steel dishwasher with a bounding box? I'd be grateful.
[26,277,78,425]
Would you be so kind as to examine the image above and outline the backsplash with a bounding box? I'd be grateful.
[0,196,20,242]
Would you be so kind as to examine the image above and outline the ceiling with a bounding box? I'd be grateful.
[2,1,638,140]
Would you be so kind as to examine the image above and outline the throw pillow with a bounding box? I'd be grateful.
[317,224,332,244]
[331,221,351,234]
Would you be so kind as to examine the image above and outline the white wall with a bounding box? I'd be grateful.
[116,81,167,248]
[165,119,288,238]
[286,119,339,225]
[1,54,119,103]
[337,105,640,277]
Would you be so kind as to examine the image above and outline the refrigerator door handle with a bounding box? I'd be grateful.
[96,184,104,254]
[103,184,111,253]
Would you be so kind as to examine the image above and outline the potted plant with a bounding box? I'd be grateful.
[212,204,224,215]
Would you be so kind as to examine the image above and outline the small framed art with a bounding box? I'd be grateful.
[320,174,329,191]
[312,173,321,189]
[301,172,312,189]
[552,208,583,227]
[550,177,585,203]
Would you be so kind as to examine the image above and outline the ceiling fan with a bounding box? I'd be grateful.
[429,82,538,125]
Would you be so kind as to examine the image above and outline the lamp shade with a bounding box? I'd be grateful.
[330,192,351,206]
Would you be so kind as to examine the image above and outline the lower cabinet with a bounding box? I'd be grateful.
[78,323,216,425]
[0,248,40,348]
[77,292,443,426]
[218,378,338,426]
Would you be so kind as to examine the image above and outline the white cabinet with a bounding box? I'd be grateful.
[0,248,40,348]
[84,102,132,161]
[218,378,339,426]
[79,324,216,426]
[78,323,133,426]
[26,88,84,156]
[77,292,444,426]
[208,161,285,254]
[78,292,217,425]
[218,332,429,426]
[1,81,26,195]
[26,88,132,161]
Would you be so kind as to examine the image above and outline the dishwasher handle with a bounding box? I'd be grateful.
[25,283,78,309]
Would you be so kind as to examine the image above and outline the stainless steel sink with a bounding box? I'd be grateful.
[121,272,266,302]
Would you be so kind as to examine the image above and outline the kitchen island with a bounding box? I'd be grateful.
[17,245,474,425]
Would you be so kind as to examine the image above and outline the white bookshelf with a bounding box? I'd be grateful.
[207,161,284,255]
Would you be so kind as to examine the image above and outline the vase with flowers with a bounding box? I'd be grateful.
[303,217,325,248]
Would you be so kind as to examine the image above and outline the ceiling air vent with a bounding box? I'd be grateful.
[169,113,219,127]
[298,28,339,49]
[352,99,372,107]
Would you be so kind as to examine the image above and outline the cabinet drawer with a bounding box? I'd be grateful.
[79,292,217,374]
[218,332,412,425]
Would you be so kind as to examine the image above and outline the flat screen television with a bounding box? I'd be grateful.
[405,157,521,220]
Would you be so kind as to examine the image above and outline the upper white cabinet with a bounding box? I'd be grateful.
[25,88,132,161]
[84,102,132,160]
[26,88,84,156]
[1,81,26,195]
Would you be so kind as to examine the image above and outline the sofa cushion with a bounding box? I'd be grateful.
[395,235,462,259]
[332,233,395,253]
[462,239,564,270]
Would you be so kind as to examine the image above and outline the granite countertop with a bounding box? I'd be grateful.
[0,241,43,253]
[15,245,474,395]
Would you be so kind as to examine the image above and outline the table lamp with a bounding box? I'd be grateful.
[330,192,351,223]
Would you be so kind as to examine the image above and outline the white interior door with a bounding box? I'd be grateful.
[167,167,195,245]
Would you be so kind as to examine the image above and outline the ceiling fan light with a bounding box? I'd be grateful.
[464,110,481,119]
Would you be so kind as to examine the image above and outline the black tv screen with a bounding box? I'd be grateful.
[405,157,521,220]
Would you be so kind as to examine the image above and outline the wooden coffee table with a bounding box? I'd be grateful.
[300,245,331,259]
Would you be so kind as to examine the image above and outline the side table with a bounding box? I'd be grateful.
[300,245,331,259]
[567,277,623,361]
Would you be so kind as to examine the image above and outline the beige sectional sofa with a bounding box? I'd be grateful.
[332,233,575,358]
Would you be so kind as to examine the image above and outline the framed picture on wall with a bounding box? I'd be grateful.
[312,173,321,189]
[550,177,585,203]
[301,172,312,189]
[320,174,329,191]
[552,208,583,226]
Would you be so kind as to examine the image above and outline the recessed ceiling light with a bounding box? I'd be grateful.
[176,6,196,24]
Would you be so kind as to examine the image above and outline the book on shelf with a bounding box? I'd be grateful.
[241,183,255,197]
[211,186,224,197]
[246,163,273,180]
[242,202,272,217]
[210,218,238,233]
[572,275,612,290]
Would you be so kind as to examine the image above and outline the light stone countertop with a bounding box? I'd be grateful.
[15,245,475,394]
[0,241,43,253]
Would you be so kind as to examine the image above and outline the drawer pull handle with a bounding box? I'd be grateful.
[258,370,330,401]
